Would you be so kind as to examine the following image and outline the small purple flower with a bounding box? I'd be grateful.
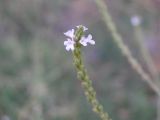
[64,29,75,39]
[64,38,75,51]
[77,25,88,31]
[131,15,141,26]
[64,25,95,51]
[80,34,95,46]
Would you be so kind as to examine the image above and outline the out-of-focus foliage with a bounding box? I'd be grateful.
[0,0,160,120]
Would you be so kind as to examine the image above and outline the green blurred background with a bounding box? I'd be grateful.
[0,0,160,120]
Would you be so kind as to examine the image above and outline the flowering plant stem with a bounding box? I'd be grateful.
[73,48,110,120]
[72,27,111,120]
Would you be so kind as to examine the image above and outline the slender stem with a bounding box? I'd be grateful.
[72,44,111,120]
[134,26,160,84]
[94,0,160,96]
[133,25,160,120]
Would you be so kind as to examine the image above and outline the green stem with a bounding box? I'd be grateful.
[72,43,111,120]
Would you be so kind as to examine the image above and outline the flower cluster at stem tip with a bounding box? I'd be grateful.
[64,25,95,51]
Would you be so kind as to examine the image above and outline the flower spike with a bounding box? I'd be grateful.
[63,25,111,120]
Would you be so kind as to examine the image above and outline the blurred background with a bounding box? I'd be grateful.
[0,0,160,120]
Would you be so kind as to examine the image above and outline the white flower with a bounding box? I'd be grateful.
[64,29,75,39]
[64,26,95,51]
[79,34,95,46]
[77,25,88,31]
[64,38,75,51]
[131,15,141,26]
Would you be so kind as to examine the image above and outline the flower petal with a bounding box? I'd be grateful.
[87,34,92,39]
[70,45,74,51]
[66,46,70,51]
[64,41,68,45]
[88,40,95,45]
[64,29,74,38]
[79,37,87,46]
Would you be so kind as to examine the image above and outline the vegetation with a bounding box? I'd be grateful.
[0,0,160,120]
